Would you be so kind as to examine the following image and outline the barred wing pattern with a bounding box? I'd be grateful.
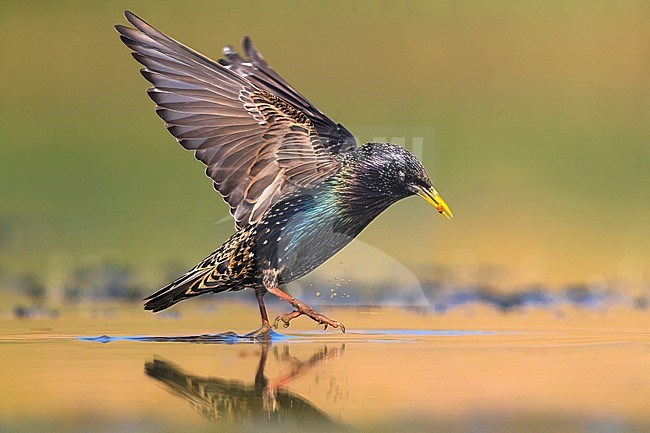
[218,37,357,155]
[116,11,343,228]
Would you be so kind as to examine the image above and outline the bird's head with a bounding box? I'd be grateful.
[347,142,453,219]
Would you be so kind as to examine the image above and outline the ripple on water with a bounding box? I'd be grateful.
[77,328,505,344]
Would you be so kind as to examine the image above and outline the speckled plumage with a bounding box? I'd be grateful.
[116,11,452,333]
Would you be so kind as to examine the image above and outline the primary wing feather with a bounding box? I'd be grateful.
[116,11,341,228]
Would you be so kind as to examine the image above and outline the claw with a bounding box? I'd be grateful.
[272,317,288,329]
[273,310,301,330]
[273,303,346,334]
[323,323,328,331]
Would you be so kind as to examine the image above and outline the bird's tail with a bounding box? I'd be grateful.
[143,256,227,312]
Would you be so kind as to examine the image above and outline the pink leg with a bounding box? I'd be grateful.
[262,269,345,333]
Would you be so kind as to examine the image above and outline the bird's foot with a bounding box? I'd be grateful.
[262,270,345,333]
[274,305,346,333]
[273,310,302,328]
[244,321,274,340]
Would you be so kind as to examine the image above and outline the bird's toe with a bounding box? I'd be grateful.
[273,310,302,329]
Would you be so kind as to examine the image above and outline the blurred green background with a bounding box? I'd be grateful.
[1,1,648,295]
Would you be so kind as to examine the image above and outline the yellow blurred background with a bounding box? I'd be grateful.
[1,1,648,294]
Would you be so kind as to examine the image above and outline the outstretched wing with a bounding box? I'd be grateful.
[218,37,357,155]
[116,11,342,228]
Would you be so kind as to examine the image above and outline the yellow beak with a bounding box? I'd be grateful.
[416,187,454,219]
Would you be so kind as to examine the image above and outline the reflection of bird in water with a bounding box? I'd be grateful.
[145,344,346,429]
[116,11,452,335]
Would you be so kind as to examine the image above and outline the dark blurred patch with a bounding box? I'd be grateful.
[422,284,636,313]
[12,304,59,320]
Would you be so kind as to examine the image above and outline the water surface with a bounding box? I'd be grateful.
[1,303,649,432]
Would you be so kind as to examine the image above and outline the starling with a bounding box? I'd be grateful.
[116,11,453,335]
